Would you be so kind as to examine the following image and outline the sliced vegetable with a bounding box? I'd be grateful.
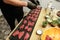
[42,21,48,27]
[47,18,52,23]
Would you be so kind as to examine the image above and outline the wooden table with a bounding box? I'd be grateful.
[6,8,59,40]
[30,8,59,40]
[30,8,51,40]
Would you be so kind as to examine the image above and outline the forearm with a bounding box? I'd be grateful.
[3,0,28,7]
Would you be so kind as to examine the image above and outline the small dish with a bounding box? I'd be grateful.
[36,30,43,35]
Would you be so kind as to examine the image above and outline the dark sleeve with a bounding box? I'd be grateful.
[29,0,37,5]
[29,0,40,5]
[36,1,40,5]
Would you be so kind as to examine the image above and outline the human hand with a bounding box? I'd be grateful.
[29,0,40,5]
[27,2,37,9]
